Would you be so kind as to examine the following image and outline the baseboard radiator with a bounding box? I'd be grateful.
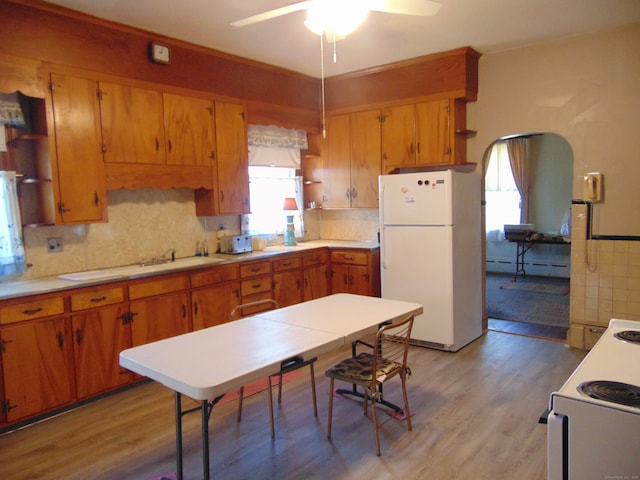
[486,257,570,278]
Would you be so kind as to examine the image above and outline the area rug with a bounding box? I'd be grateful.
[486,273,569,328]
[500,281,569,296]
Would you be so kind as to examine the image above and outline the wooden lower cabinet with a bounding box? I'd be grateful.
[303,250,329,301]
[273,255,303,308]
[72,304,131,399]
[330,248,381,297]
[191,263,240,329]
[239,260,273,315]
[191,282,240,329]
[130,292,190,346]
[0,248,375,429]
[129,275,190,346]
[0,316,75,423]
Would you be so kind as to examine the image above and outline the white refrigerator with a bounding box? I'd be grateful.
[379,170,482,351]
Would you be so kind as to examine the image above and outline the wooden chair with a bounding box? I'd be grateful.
[326,314,414,455]
[231,299,318,438]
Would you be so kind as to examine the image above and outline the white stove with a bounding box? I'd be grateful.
[547,319,640,479]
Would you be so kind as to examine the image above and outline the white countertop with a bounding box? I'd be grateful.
[0,239,378,301]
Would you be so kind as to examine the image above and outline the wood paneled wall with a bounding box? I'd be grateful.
[325,47,480,114]
[1,0,321,132]
[1,2,479,132]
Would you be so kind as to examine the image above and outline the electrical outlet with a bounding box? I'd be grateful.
[47,237,63,253]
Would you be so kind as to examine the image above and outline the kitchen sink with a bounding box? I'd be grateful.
[59,256,228,282]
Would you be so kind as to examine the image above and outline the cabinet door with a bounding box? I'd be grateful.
[273,270,303,308]
[130,292,190,346]
[99,82,165,165]
[191,281,240,330]
[415,98,451,165]
[164,93,215,166]
[350,109,381,208]
[0,317,74,422]
[303,263,328,301]
[322,114,351,208]
[215,102,249,214]
[49,73,107,223]
[348,264,373,296]
[330,263,351,295]
[331,264,373,296]
[381,104,416,171]
[72,304,131,399]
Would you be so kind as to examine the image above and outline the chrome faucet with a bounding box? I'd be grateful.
[141,247,176,266]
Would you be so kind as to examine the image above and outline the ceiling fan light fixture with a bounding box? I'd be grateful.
[304,0,369,37]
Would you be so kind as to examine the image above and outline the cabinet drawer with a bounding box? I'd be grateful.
[303,249,328,267]
[70,287,125,311]
[240,261,271,278]
[191,264,239,287]
[129,275,187,300]
[273,256,301,272]
[0,297,65,324]
[241,276,272,297]
[331,250,368,266]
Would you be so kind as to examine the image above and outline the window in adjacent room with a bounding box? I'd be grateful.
[485,141,521,240]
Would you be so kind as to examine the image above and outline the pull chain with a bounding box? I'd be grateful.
[321,32,326,139]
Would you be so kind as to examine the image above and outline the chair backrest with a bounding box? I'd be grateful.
[372,314,414,379]
[230,298,280,320]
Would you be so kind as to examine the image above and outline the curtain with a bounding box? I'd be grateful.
[247,124,308,168]
[0,171,27,280]
[505,137,531,223]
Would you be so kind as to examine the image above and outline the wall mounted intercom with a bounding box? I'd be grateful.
[583,172,604,203]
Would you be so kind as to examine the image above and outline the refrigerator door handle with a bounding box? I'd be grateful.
[379,179,387,270]
[380,225,387,270]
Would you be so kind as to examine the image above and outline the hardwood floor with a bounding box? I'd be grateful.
[0,331,586,480]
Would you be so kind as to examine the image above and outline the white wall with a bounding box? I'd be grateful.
[468,23,640,237]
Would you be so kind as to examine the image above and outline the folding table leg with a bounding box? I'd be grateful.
[201,400,210,480]
[175,392,183,480]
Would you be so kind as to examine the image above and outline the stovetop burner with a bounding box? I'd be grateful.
[614,330,640,344]
[578,380,640,408]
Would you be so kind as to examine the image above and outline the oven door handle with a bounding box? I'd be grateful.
[547,411,568,480]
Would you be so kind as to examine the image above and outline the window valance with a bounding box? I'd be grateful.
[248,124,308,150]
[248,125,308,168]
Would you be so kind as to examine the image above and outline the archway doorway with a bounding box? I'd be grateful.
[483,133,574,340]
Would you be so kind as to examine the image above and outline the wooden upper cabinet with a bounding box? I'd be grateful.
[49,73,107,224]
[415,98,452,165]
[214,101,249,215]
[323,114,351,209]
[380,97,470,173]
[99,82,165,165]
[350,109,381,208]
[381,104,415,171]
[163,93,215,166]
[323,111,381,209]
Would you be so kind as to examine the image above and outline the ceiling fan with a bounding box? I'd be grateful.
[232,0,442,37]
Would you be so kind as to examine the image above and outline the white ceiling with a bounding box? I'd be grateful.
[43,0,640,78]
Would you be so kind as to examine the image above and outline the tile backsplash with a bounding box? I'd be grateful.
[18,190,380,280]
[570,203,640,325]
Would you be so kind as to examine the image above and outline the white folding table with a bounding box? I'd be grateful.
[119,294,423,480]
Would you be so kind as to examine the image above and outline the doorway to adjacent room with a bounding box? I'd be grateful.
[483,133,574,340]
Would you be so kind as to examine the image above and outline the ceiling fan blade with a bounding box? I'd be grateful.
[231,1,314,27]
[368,0,442,16]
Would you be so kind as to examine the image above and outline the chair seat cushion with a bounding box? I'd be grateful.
[326,352,401,383]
